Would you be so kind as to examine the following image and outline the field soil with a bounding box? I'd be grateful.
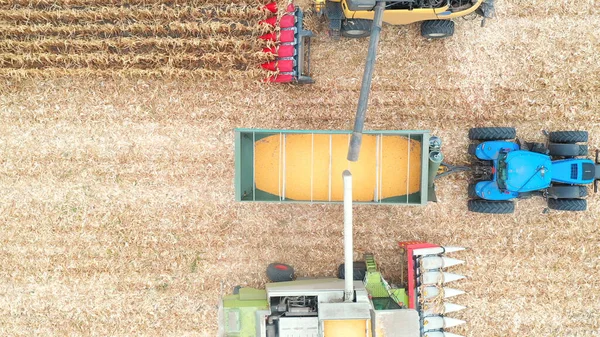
[1,0,600,336]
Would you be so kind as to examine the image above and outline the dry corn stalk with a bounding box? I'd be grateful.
[0,37,274,54]
[0,67,272,80]
[0,5,273,25]
[0,0,275,9]
[0,21,273,39]
[0,51,273,69]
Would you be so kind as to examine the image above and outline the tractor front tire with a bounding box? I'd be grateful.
[469,127,516,141]
[547,185,588,199]
[266,263,295,282]
[548,131,588,144]
[421,20,454,39]
[468,200,514,214]
[338,261,367,280]
[341,19,371,38]
[547,198,587,211]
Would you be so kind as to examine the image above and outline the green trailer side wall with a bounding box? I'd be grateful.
[234,128,431,205]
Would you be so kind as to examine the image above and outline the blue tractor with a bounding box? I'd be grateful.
[467,127,600,214]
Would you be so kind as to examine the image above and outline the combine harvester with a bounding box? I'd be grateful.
[219,171,467,337]
[260,0,495,83]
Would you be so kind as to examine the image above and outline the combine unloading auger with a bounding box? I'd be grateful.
[259,2,314,84]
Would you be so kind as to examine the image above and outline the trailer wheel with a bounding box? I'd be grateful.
[547,185,588,199]
[548,143,586,157]
[468,200,514,214]
[468,127,516,141]
[547,198,587,211]
[548,131,588,144]
[341,19,371,38]
[338,261,367,280]
[266,263,295,282]
[421,20,454,39]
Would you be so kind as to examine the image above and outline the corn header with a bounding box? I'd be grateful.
[258,1,313,83]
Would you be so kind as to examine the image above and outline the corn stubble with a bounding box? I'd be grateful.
[0,0,283,79]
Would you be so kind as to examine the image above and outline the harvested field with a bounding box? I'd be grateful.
[1,0,600,336]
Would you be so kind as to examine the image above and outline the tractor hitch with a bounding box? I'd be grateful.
[427,136,470,202]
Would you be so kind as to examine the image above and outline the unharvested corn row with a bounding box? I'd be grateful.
[0,5,273,25]
[0,0,276,10]
[0,67,271,79]
[0,21,273,39]
[0,52,273,69]
[0,38,273,54]
[0,0,286,80]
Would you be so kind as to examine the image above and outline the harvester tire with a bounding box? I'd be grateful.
[341,19,371,38]
[338,261,367,281]
[421,20,454,39]
[468,183,479,199]
[548,131,588,144]
[468,127,516,141]
[547,198,587,211]
[547,185,588,199]
[468,200,514,214]
[548,143,586,157]
[267,263,295,282]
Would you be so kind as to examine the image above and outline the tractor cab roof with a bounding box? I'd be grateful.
[502,150,552,193]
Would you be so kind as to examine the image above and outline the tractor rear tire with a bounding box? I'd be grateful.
[468,200,514,214]
[421,20,454,39]
[468,127,516,141]
[338,261,367,281]
[548,131,588,143]
[341,19,371,38]
[547,198,587,211]
[547,185,588,199]
[548,143,587,157]
[468,183,479,199]
[267,263,295,282]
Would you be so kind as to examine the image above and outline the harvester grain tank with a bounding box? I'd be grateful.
[219,171,467,336]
